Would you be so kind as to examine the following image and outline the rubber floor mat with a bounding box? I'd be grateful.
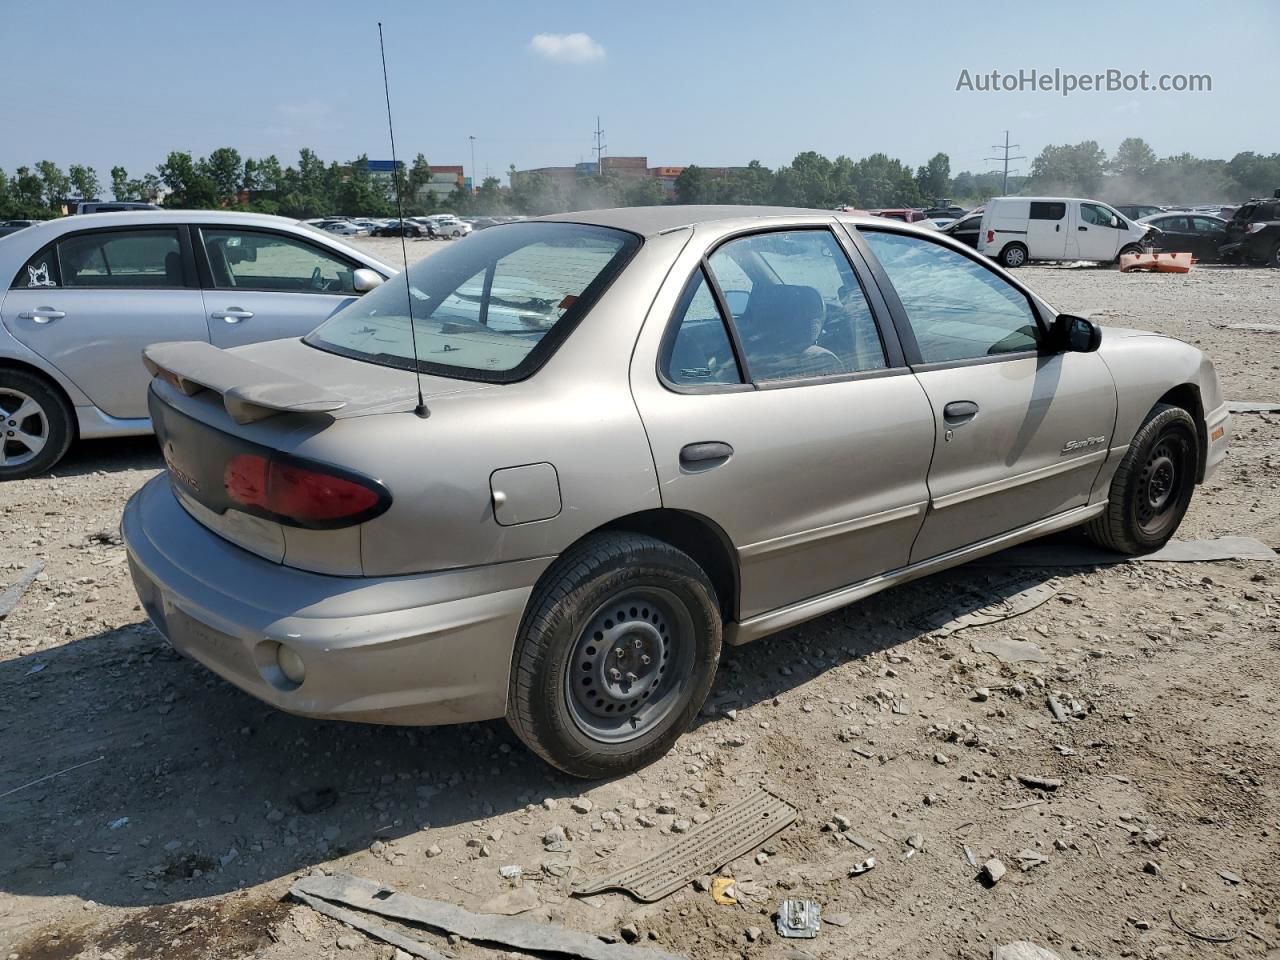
[573,788,797,902]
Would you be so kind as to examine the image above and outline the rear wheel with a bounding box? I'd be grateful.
[1269,241,1280,268]
[1086,403,1198,554]
[507,532,721,779]
[1000,243,1027,268]
[0,369,75,481]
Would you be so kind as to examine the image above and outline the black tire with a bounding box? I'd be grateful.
[1269,241,1280,268]
[507,532,722,779]
[1117,243,1144,264]
[0,368,75,481]
[1086,403,1198,555]
[1000,243,1027,268]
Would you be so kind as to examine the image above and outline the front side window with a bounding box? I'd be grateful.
[706,230,886,382]
[306,222,638,381]
[57,229,182,288]
[861,231,1040,364]
[1080,203,1123,228]
[664,270,742,386]
[202,229,359,294]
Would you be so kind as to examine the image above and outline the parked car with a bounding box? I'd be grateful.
[0,210,394,479]
[978,197,1155,267]
[372,219,426,238]
[122,206,1229,778]
[1219,192,1280,267]
[320,221,366,237]
[433,217,472,239]
[941,212,983,248]
[869,208,929,224]
[0,219,41,238]
[922,204,967,219]
[74,201,160,215]
[1139,212,1228,262]
[1114,204,1165,221]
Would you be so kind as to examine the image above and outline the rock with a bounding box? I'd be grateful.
[745,926,763,942]
[499,864,523,880]
[569,798,594,814]
[1017,774,1063,791]
[1142,860,1161,875]
[934,753,950,765]
[656,803,677,815]
[636,814,657,828]
[672,819,692,834]
[619,922,639,943]
[335,933,363,950]
[972,637,1049,664]
[982,858,1007,885]
[425,843,442,858]
[825,912,852,927]
[907,833,925,850]
[831,813,852,831]
[992,943,1063,960]
[849,857,876,876]
[755,852,769,865]
[542,825,567,847]
[542,798,559,810]
[972,687,991,702]
[694,876,713,892]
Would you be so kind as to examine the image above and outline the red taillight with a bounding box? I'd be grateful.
[986,229,994,244]
[224,454,384,527]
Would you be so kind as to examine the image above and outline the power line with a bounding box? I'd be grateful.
[592,116,606,171]
[984,131,1027,195]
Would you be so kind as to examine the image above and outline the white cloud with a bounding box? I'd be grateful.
[529,32,605,64]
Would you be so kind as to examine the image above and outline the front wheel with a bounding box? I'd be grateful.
[1117,243,1144,264]
[1086,403,1198,554]
[507,532,722,779]
[1269,241,1280,268]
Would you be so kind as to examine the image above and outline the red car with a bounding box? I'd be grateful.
[868,208,929,224]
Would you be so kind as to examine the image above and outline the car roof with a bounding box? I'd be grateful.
[535,205,846,237]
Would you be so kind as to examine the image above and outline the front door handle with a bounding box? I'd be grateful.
[1078,226,1088,232]
[211,308,254,323]
[680,441,734,466]
[943,401,980,425]
[18,307,65,323]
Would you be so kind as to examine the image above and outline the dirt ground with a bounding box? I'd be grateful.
[2,258,1279,960]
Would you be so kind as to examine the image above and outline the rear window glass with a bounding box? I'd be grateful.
[305,222,638,382]
[1030,202,1066,220]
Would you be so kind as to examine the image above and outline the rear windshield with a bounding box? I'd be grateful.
[305,222,638,382]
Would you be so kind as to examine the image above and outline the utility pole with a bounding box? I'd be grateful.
[985,131,1026,195]
[468,136,477,193]
[593,116,606,173]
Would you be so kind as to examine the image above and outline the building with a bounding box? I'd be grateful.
[600,156,648,180]
[416,165,468,202]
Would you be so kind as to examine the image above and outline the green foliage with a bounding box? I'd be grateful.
[916,153,951,200]
[1110,137,1157,179]
[1029,141,1108,195]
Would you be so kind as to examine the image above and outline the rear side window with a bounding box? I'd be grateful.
[1030,202,1066,220]
[12,244,60,289]
[202,229,358,294]
[306,222,639,382]
[664,270,742,386]
[57,229,182,288]
[707,230,887,382]
[862,231,1040,364]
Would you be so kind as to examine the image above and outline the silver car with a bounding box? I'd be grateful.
[122,206,1230,778]
[0,211,393,478]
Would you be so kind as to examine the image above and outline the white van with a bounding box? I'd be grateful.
[977,197,1152,268]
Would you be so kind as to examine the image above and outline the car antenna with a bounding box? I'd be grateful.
[378,21,429,419]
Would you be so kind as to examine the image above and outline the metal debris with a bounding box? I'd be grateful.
[849,857,876,876]
[776,899,821,939]
[921,578,1057,635]
[711,876,738,905]
[0,562,44,621]
[1227,401,1280,413]
[573,788,797,902]
[291,886,450,960]
[992,943,1064,960]
[291,874,688,960]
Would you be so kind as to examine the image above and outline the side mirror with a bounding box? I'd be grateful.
[352,268,385,293]
[1053,314,1102,353]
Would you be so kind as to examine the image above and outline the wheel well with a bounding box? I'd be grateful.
[0,358,78,440]
[597,509,740,622]
[1156,383,1206,481]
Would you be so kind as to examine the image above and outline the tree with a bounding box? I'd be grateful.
[1110,137,1157,179]
[8,166,49,217]
[1225,152,1280,199]
[674,165,713,204]
[916,152,951,200]
[36,161,70,208]
[473,176,507,214]
[204,147,243,204]
[157,151,218,208]
[850,153,921,208]
[1029,141,1108,195]
[336,156,391,217]
[68,164,101,201]
[407,153,433,199]
[110,165,132,200]
[723,160,775,205]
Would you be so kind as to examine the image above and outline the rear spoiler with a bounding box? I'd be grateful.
[143,341,347,425]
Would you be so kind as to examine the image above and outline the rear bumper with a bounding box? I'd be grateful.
[122,475,550,725]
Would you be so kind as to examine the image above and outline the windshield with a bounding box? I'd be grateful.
[305,221,639,382]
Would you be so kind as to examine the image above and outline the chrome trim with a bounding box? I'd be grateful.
[726,501,1107,645]
[930,449,1108,510]
[739,501,928,559]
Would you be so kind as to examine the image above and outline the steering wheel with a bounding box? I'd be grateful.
[309,266,326,291]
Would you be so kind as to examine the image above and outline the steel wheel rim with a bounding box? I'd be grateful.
[564,586,695,744]
[0,388,49,467]
[1136,436,1187,535]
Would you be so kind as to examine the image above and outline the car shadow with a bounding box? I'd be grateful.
[0,547,1069,909]
[46,436,162,479]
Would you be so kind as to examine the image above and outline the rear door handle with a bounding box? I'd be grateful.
[680,441,734,466]
[18,307,65,323]
[211,308,254,323]
[943,401,979,425]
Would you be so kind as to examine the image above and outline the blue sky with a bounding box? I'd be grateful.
[2,0,1274,185]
